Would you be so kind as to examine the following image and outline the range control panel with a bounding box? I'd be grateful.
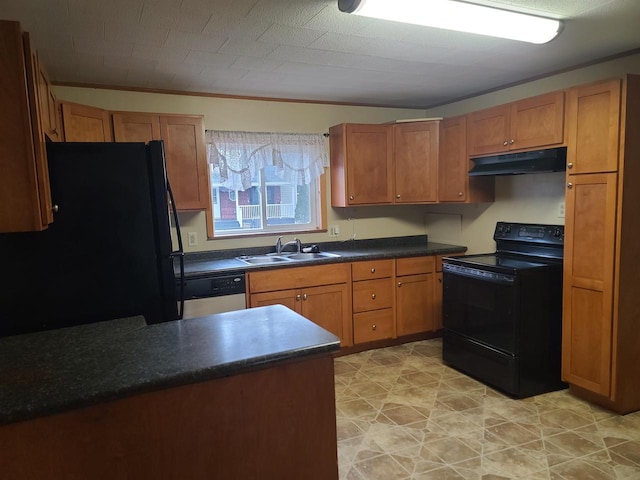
[494,222,564,245]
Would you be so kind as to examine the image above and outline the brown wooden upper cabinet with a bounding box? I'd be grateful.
[329,122,439,206]
[566,79,621,174]
[112,113,209,211]
[60,102,113,142]
[467,91,565,157]
[394,121,438,203]
[330,123,393,206]
[34,52,61,142]
[0,21,54,232]
[438,115,494,203]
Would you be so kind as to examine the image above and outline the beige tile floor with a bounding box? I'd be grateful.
[334,339,640,480]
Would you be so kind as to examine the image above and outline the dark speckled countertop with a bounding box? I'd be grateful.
[0,305,339,426]
[179,235,466,278]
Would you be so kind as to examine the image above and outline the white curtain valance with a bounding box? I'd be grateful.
[205,130,329,192]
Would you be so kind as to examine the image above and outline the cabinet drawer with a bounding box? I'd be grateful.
[396,256,434,276]
[352,259,394,281]
[354,309,394,343]
[352,278,393,312]
[248,263,350,293]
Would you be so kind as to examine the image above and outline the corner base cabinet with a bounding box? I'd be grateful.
[562,75,640,414]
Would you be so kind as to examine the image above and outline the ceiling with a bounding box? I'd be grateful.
[5,0,640,109]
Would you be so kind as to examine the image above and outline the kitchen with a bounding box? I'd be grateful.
[2,0,640,478]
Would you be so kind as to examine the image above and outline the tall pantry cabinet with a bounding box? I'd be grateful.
[562,75,640,414]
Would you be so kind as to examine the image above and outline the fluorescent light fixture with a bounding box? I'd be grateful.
[338,0,563,44]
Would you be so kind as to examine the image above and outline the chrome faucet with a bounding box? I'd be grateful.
[276,236,301,254]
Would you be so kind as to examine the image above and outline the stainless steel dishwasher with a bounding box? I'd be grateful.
[180,272,246,319]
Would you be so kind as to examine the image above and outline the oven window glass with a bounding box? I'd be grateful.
[443,272,518,354]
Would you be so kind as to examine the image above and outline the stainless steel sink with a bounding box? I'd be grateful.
[236,255,293,265]
[282,252,341,261]
[236,251,340,265]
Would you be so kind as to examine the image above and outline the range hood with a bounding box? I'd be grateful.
[469,147,567,176]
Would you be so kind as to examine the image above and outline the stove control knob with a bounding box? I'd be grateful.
[552,228,563,238]
[504,225,512,234]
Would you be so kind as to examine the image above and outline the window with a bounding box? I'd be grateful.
[206,131,328,237]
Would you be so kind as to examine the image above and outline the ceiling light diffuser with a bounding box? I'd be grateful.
[338,0,563,44]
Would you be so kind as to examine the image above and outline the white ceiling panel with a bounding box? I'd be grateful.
[5,0,640,108]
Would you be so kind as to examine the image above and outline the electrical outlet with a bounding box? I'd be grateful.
[558,202,565,218]
[328,225,340,237]
[187,231,197,246]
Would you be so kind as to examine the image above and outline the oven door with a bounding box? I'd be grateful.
[442,264,518,354]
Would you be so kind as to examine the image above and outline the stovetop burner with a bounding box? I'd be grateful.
[443,222,564,276]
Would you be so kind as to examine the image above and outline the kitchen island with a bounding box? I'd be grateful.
[0,305,340,479]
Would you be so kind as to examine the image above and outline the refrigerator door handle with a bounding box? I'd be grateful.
[166,177,185,320]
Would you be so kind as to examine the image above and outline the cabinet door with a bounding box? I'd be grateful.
[112,112,161,142]
[562,173,617,396]
[467,104,510,156]
[345,124,393,205]
[301,283,351,347]
[160,115,209,211]
[509,91,564,151]
[60,102,113,142]
[22,32,53,228]
[433,272,443,331]
[249,289,299,311]
[566,79,621,174]
[439,116,467,202]
[393,121,438,203]
[396,273,434,336]
[35,52,60,142]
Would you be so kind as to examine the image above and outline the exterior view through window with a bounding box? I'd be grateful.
[210,165,318,235]
[206,131,327,237]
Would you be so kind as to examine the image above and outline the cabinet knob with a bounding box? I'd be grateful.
[371,293,376,299]
[438,278,442,284]
[372,324,377,331]
[397,282,402,287]
[296,294,301,301]
[302,293,308,300]
[458,192,463,197]
[509,139,515,145]
[567,162,573,169]
[370,268,376,273]
[503,141,509,146]
[349,195,354,200]
[52,204,59,213]
[396,194,401,199]
[567,182,573,189]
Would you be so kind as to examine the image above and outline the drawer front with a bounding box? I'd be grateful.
[352,259,394,281]
[354,309,394,343]
[352,278,393,312]
[248,263,350,293]
[396,256,434,276]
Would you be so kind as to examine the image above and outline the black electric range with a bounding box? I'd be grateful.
[441,222,566,398]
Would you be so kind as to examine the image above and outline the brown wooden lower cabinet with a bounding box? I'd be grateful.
[354,309,394,343]
[396,256,436,336]
[247,264,352,347]
[0,355,338,480]
[247,256,447,350]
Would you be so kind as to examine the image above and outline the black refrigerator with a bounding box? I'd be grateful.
[0,141,182,338]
